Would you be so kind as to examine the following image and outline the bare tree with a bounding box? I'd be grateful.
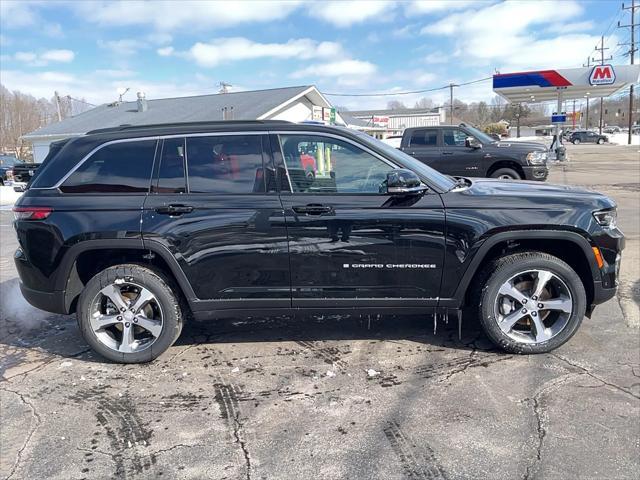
[386,100,407,110]
[414,97,434,109]
[0,84,92,160]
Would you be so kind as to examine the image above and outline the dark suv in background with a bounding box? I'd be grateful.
[13,121,623,363]
[570,131,607,145]
[398,124,549,181]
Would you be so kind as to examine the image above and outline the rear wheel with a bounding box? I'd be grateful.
[490,167,521,180]
[77,264,184,363]
[472,252,586,354]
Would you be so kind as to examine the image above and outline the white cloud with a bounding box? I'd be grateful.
[184,37,343,68]
[424,51,448,64]
[307,0,396,27]
[74,0,302,31]
[157,46,174,57]
[40,49,75,63]
[407,0,485,14]
[0,1,38,27]
[418,0,598,71]
[291,59,377,86]
[546,20,594,34]
[11,49,75,66]
[95,69,137,78]
[97,38,145,56]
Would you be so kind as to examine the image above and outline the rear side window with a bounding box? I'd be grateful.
[154,138,186,193]
[186,135,266,193]
[61,140,156,193]
[409,129,438,147]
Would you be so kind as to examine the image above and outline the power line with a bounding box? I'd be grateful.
[321,76,493,97]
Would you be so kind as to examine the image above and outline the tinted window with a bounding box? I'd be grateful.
[155,138,186,193]
[409,129,438,146]
[442,129,467,147]
[279,135,392,194]
[61,140,156,193]
[186,135,265,193]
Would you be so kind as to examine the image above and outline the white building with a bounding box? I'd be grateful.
[23,86,339,162]
[347,107,445,137]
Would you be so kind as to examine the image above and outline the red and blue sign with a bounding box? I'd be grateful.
[589,65,615,86]
[493,70,572,89]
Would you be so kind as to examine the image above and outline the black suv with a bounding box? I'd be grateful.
[13,121,623,363]
[570,131,607,145]
[398,124,549,181]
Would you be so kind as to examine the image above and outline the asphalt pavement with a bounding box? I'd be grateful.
[1,143,638,480]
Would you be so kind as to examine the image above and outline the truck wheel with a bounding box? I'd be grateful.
[597,138,604,145]
[77,264,184,363]
[490,168,521,180]
[472,251,586,354]
[572,138,580,145]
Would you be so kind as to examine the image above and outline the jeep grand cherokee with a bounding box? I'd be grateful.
[13,121,624,363]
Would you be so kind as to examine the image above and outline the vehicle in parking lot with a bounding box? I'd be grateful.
[570,130,607,145]
[13,121,623,362]
[398,124,549,181]
[11,161,42,191]
[603,126,621,134]
[0,154,18,185]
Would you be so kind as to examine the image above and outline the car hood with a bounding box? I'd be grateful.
[444,177,616,211]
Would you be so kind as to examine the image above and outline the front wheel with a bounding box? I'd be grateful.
[490,168,521,180]
[597,138,604,145]
[472,252,586,354]
[572,138,581,145]
[77,264,184,363]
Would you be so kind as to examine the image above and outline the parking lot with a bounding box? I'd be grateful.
[1,143,638,480]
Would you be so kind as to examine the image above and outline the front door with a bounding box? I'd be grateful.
[440,127,482,176]
[272,132,446,309]
[141,133,290,311]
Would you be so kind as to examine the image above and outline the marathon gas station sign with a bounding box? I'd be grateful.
[493,64,640,103]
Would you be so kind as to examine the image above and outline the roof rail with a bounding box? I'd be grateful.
[86,119,292,135]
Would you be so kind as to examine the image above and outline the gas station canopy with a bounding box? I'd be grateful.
[493,64,640,103]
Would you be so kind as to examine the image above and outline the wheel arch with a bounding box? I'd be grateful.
[453,230,599,309]
[59,239,196,314]
[486,161,525,179]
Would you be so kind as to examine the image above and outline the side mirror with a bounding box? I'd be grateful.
[465,136,482,149]
[384,169,428,195]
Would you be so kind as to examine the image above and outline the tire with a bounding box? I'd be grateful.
[490,168,521,180]
[471,251,586,354]
[572,138,580,145]
[597,138,604,145]
[77,264,184,363]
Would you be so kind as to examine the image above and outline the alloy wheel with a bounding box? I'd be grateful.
[89,281,163,353]
[493,269,573,344]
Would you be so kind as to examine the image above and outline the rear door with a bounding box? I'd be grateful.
[440,127,481,176]
[273,131,446,310]
[402,128,446,171]
[141,133,291,311]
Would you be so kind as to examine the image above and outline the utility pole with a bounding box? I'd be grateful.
[593,36,613,134]
[516,103,522,138]
[618,0,638,145]
[572,99,577,129]
[583,57,591,128]
[219,81,232,94]
[448,83,458,125]
[54,91,62,122]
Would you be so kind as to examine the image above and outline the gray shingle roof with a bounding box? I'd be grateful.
[348,107,441,116]
[25,85,312,138]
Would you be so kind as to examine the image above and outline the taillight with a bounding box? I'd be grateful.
[7,169,13,180]
[12,206,52,220]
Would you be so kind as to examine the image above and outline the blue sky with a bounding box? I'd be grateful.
[0,0,629,110]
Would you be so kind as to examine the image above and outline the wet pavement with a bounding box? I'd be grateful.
[1,144,638,480]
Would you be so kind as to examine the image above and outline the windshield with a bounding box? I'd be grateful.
[350,130,456,192]
[464,125,497,144]
[0,156,18,167]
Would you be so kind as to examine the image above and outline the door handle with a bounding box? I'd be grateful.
[155,204,194,215]
[442,151,454,155]
[292,204,333,215]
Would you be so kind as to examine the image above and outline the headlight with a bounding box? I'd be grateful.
[593,208,617,228]
[526,151,548,165]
